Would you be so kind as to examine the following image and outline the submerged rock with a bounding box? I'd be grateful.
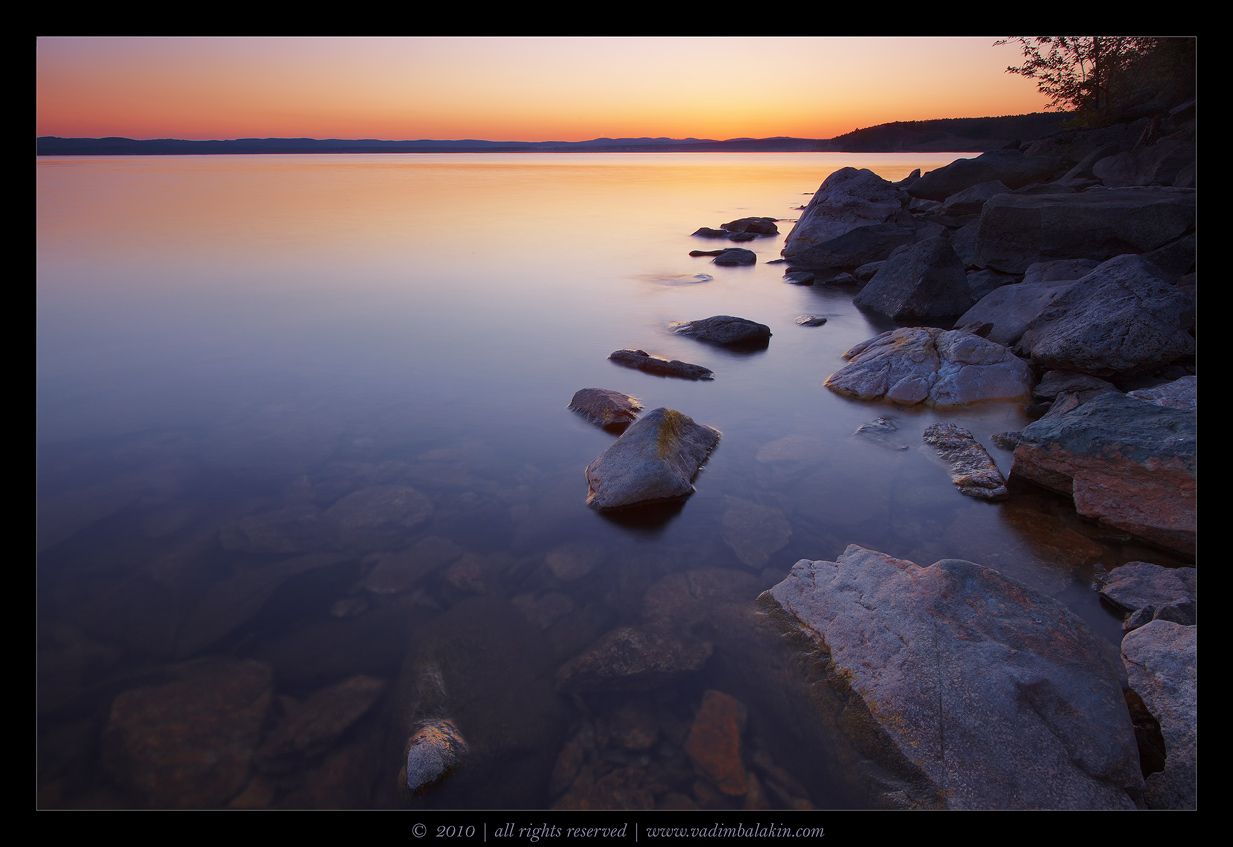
[760,545,1145,810]
[608,349,713,381]
[584,408,720,510]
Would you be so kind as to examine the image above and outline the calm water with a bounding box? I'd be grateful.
[36,153,1183,810]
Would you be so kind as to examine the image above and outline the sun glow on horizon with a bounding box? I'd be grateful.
[37,36,1055,143]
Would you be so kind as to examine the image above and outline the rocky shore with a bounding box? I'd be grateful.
[553,100,1196,810]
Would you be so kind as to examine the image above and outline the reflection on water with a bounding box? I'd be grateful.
[37,153,1187,809]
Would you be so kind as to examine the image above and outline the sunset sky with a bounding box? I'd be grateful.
[36,36,1055,143]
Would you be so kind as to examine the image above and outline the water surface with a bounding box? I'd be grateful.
[36,153,1182,809]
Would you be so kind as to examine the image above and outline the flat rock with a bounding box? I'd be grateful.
[584,408,720,510]
[556,623,714,693]
[761,545,1144,809]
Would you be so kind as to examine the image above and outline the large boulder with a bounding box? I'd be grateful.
[906,149,1067,202]
[852,236,972,321]
[1015,254,1195,378]
[781,167,911,261]
[1010,387,1197,555]
[825,327,1032,408]
[759,545,1145,809]
[584,407,720,510]
[1121,620,1197,809]
[972,186,1196,274]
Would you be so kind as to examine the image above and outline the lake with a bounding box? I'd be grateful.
[36,152,1183,809]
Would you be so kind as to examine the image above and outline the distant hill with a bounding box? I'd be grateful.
[35,114,1073,156]
[820,113,1072,152]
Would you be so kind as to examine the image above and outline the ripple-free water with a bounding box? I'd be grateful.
[37,153,1184,809]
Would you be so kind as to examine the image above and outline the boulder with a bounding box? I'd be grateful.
[1121,620,1197,809]
[956,277,1079,346]
[760,545,1145,810]
[669,315,772,348]
[608,349,713,381]
[1098,561,1197,631]
[711,247,757,265]
[1010,389,1196,555]
[921,423,1009,501]
[721,216,779,235]
[584,407,720,510]
[938,179,1011,216]
[852,236,972,321]
[972,186,1196,274]
[907,149,1067,201]
[825,327,1032,408]
[783,222,934,272]
[1092,134,1195,188]
[568,388,643,432]
[1014,254,1195,378]
[781,167,911,261]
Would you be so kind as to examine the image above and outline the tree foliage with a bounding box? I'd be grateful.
[995,37,1195,126]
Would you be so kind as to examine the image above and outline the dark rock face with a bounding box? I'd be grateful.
[852,236,972,320]
[669,315,772,348]
[761,545,1145,810]
[906,149,1068,201]
[973,187,1196,274]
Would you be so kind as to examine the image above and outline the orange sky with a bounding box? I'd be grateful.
[36,36,1055,142]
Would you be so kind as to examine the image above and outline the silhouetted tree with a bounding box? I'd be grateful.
[996,37,1195,126]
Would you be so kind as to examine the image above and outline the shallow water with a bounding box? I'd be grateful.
[36,153,1186,809]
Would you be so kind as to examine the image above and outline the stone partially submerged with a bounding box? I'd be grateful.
[584,408,720,510]
[669,315,772,348]
[824,327,1032,407]
[608,349,713,380]
[1010,387,1197,556]
[760,545,1145,810]
[922,422,1009,501]
[568,388,643,432]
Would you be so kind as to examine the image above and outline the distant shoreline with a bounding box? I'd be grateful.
[35,114,1072,157]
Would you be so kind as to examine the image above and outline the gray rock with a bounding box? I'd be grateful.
[669,315,771,347]
[781,167,911,260]
[402,719,469,795]
[825,327,1032,408]
[1128,374,1197,410]
[325,485,434,551]
[711,247,757,265]
[568,388,643,432]
[907,149,1067,202]
[584,407,720,510]
[957,277,1079,346]
[973,186,1196,274]
[1121,620,1197,809]
[608,349,713,381]
[761,545,1144,810]
[1015,254,1195,378]
[1098,561,1197,630]
[853,236,972,321]
[922,423,1009,500]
